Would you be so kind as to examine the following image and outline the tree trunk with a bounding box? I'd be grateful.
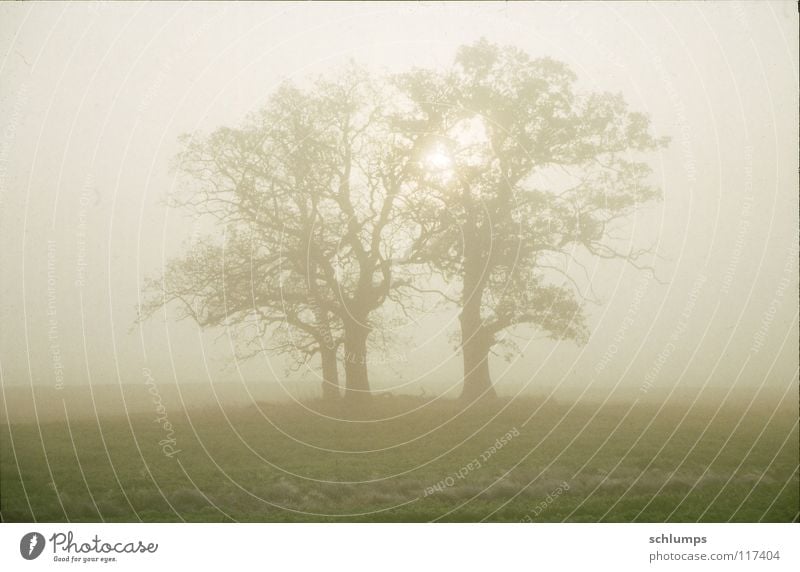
[343,320,371,402]
[459,192,496,401]
[320,346,340,400]
[459,302,496,401]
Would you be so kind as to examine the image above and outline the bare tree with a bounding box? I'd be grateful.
[142,65,424,402]
[397,40,668,400]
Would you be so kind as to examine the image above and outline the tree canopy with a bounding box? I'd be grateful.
[143,40,666,404]
[397,40,666,399]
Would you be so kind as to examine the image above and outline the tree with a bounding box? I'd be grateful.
[397,40,667,400]
[143,65,424,402]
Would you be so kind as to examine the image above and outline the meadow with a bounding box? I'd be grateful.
[1,394,797,523]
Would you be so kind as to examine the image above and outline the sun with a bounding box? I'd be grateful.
[421,142,455,183]
[419,116,489,181]
[423,143,453,171]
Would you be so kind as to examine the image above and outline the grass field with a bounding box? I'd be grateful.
[1,395,797,522]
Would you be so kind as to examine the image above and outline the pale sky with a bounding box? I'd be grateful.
[0,1,797,402]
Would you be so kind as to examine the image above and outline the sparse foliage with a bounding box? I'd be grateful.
[397,39,667,399]
[143,41,666,405]
[143,65,428,401]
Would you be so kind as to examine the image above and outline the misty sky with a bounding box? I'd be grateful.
[0,1,797,401]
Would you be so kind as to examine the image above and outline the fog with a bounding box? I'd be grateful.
[1,1,797,415]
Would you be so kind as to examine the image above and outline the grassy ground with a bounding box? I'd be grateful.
[1,396,797,522]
